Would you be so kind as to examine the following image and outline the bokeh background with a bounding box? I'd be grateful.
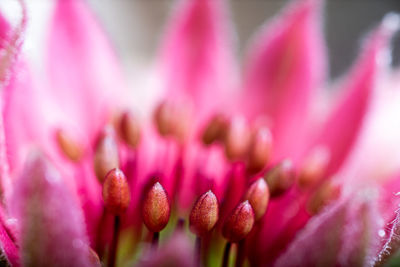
[84,0,400,80]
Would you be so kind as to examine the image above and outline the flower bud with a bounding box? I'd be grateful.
[298,147,330,189]
[154,101,175,137]
[201,114,228,145]
[244,178,269,220]
[264,160,295,197]
[56,129,83,162]
[102,168,130,215]
[88,247,101,267]
[119,111,141,148]
[142,182,171,232]
[307,180,341,215]
[222,201,255,243]
[94,127,119,183]
[247,126,273,173]
[189,190,219,237]
[224,116,251,161]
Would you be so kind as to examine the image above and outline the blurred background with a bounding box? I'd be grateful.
[6,0,399,82]
[85,0,400,80]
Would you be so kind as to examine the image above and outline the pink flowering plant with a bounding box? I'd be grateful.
[0,0,400,266]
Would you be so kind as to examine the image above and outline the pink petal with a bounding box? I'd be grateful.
[10,152,92,267]
[310,15,398,176]
[159,0,236,118]
[242,0,326,161]
[47,0,127,142]
[274,194,381,267]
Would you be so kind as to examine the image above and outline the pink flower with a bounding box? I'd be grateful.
[0,0,399,266]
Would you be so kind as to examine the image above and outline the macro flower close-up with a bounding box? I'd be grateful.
[1,0,400,266]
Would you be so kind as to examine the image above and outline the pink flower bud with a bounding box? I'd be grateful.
[119,111,141,149]
[244,178,270,220]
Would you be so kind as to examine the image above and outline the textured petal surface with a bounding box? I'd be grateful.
[242,0,326,161]
[159,0,236,119]
[274,193,381,267]
[10,153,92,267]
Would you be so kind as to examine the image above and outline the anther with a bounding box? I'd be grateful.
[102,168,131,215]
[201,114,228,146]
[189,190,219,237]
[298,147,330,189]
[141,182,171,233]
[222,201,255,243]
[224,116,251,161]
[119,111,141,149]
[247,126,273,173]
[56,129,83,162]
[94,126,120,183]
[244,178,270,221]
[264,160,295,197]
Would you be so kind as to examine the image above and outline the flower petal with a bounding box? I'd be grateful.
[47,0,127,142]
[159,0,236,118]
[10,152,92,267]
[310,14,399,176]
[274,193,381,267]
[242,0,326,161]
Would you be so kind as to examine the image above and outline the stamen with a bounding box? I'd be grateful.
[118,111,141,149]
[201,114,228,146]
[154,101,174,137]
[264,160,295,197]
[224,116,251,161]
[247,126,273,174]
[189,190,219,237]
[56,129,83,162]
[307,180,341,215]
[222,200,255,243]
[142,182,171,235]
[298,147,330,189]
[244,178,270,221]
[94,127,120,183]
[102,168,131,215]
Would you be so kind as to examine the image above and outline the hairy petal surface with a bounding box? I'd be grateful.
[274,193,381,267]
[159,0,236,118]
[242,0,326,161]
[10,153,92,267]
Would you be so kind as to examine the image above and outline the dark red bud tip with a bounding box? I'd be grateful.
[247,127,273,174]
[88,247,101,267]
[94,126,120,183]
[102,168,131,215]
[142,182,171,232]
[189,190,219,237]
[244,178,269,221]
[222,201,255,243]
[264,160,295,197]
[224,117,251,161]
[119,111,141,148]
[201,114,228,146]
[56,129,83,162]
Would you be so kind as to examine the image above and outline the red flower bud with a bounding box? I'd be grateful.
[119,111,141,148]
[222,201,255,243]
[189,190,219,237]
[102,168,130,215]
[56,129,83,162]
[142,182,171,232]
[264,160,295,197]
[244,178,269,220]
[201,114,228,145]
[94,127,120,183]
[247,126,272,173]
